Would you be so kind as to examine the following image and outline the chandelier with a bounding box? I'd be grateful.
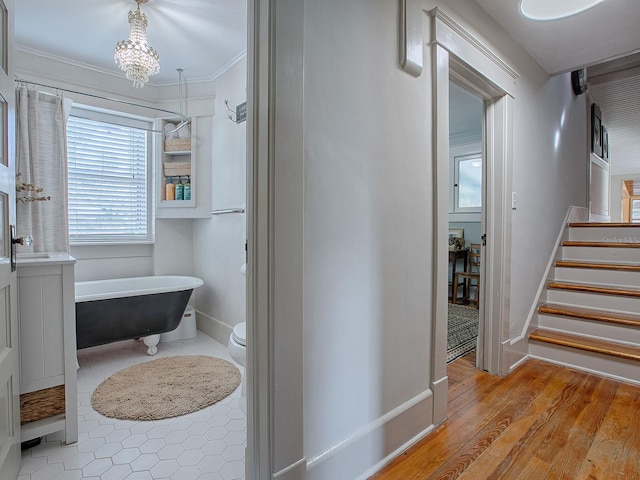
[114,0,160,88]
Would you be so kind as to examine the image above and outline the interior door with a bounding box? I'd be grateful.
[0,0,20,478]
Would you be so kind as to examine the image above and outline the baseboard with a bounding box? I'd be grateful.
[195,310,233,345]
[507,337,529,371]
[273,457,307,480]
[306,389,434,480]
[431,375,448,425]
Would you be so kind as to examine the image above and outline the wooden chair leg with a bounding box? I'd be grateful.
[453,273,460,304]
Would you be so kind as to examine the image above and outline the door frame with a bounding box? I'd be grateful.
[428,7,517,424]
[0,0,20,477]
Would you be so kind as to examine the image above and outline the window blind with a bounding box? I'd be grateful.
[632,199,640,222]
[67,113,151,243]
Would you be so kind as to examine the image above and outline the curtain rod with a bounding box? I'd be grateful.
[15,77,190,134]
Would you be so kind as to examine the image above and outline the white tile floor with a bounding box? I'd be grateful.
[18,331,246,480]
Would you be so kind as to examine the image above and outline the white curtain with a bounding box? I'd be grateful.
[16,86,72,253]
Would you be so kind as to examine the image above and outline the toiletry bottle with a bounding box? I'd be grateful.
[175,177,184,201]
[165,177,175,200]
[183,176,191,201]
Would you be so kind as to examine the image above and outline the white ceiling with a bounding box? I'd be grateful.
[474,0,640,75]
[15,0,248,86]
[16,1,640,85]
[450,82,483,141]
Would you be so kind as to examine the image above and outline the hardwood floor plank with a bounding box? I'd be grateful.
[480,370,590,479]
[426,384,543,479]
[370,357,640,480]
[513,457,551,480]
[540,376,618,475]
[370,361,556,480]
[575,384,640,480]
[452,367,583,480]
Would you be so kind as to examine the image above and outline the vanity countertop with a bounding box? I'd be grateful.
[16,252,76,266]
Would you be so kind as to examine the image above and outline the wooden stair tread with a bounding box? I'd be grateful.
[568,222,640,228]
[539,303,640,327]
[555,260,640,271]
[547,281,640,297]
[562,241,640,248]
[529,328,640,361]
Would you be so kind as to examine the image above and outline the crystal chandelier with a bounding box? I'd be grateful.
[114,0,160,88]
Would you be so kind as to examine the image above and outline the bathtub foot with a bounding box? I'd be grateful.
[142,334,160,356]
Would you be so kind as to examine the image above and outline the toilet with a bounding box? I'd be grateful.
[227,322,247,413]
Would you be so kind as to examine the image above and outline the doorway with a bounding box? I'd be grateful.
[447,80,484,364]
[431,29,515,424]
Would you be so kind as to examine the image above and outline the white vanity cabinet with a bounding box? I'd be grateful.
[17,253,77,444]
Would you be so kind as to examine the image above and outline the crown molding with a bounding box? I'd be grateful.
[15,44,245,88]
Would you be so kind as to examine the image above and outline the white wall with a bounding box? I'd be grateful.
[264,0,589,478]
[192,59,247,344]
[16,51,213,283]
[508,72,588,341]
[303,3,433,476]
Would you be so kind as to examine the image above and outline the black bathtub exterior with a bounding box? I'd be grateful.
[76,289,193,349]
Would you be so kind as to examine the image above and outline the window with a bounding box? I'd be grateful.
[67,108,152,243]
[454,153,482,213]
[632,199,640,222]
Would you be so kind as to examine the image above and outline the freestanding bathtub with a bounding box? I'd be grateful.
[75,275,204,355]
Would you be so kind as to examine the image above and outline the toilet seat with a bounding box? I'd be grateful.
[232,322,246,347]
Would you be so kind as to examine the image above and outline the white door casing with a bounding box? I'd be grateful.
[0,0,20,478]
[427,7,517,424]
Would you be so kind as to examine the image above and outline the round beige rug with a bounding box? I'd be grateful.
[91,355,241,421]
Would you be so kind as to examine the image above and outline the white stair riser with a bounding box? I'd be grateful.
[561,246,640,263]
[553,267,640,287]
[568,227,640,242]
[537,314,640,344]
[529,341,640,385]
[546,289,640,313]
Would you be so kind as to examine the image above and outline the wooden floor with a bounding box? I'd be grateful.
[370,352,640,480]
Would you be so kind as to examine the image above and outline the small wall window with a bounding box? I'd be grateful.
[632,199,640,222]
[454,153,482,213]
[67,107,153,244]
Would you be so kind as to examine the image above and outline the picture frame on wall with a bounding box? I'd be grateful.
[591,103,603,158]
[601,125,609,160]
[448,228,464,240]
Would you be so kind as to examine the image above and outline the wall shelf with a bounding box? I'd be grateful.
[156,116,212,219]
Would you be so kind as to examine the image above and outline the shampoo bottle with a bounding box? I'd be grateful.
[183,176,191,201]
[165,177,175,200]
[175,178,184,201]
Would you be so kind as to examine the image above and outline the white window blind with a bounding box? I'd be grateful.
[67,110,152,243]
[632,199,640,222]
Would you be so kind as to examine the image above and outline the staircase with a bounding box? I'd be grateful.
[528,222,640,384]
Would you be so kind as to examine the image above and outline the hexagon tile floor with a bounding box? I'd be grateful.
[18,331,246,480]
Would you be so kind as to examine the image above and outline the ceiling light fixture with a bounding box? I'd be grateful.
[519,0,606,21]
[114,0,160,88]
